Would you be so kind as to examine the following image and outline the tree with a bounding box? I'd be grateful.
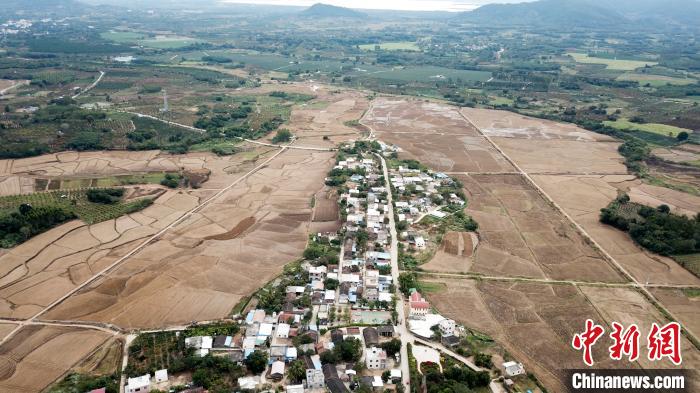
[272,129,293,144]
[398,272,417,296]
[380,338,402,356]
[19,203,32,215]
[320,349,339,364]
[474,353,493,369]
[324,278,339,290]
[677,131,689,141]
[382,370,391,383]
[336,338,362,362]
[86,188,124,204]
[287,360,306,383]
[245,350,268,374]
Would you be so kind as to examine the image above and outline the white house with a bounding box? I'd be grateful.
[439,319,456,337]
[154,369,168,383]
[414,236,426,249]
[309,265,327,282]
[258,323,274,337]
[286,384,305,393]
[306,368,325,389]
[238,376,260,390]
[125,374,150,393]
[366,347,387,369]
[277,323,291,338]
[503,361,525,377]
[185,336,213,350]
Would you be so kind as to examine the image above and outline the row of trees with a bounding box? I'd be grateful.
[601,194,700,256]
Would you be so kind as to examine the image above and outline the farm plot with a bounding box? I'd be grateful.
[0,325,111,392]
[649,288,700,345]
[421,231,476,273]
[243,83,368,148]
[463,107,616,142]
[627,183,700,217]
[0,148,272,196]
[463,107,626,174]
[579,286,700,390]
[0,148,272,320]
[421,277,629,393]
[532,174,700,286]
[652,146,700,164]
[455,174,624,282]
[363,98,514,172]
[44,149,335,329]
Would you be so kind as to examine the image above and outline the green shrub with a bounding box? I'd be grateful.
[86,188,124,204]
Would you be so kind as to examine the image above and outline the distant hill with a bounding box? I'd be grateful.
[300,3,366,18]
[461,0,700,29]
[1,0,92,17]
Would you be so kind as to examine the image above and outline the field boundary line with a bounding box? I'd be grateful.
[0,147,288,346]
[458,109,700,347]
[118,110,336,152]
[72,70,105,99]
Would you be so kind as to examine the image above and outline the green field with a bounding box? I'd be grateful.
[139,36,201,49]
[567,52,657,70]
[674,254,700,278]
[100,31,146,43]
[617,73,697,87]
[0,189,154,225]
[352,65,492,83]
[359,41,420,51]
[604,119,691,138]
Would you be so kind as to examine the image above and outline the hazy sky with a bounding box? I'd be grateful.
[219,0,533,12]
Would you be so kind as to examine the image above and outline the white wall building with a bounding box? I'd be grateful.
[306,368,325,389]
[125,374,151,393]
[366,347,387,370]
[439,319,456,337]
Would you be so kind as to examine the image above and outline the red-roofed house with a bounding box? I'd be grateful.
[409,291,430,319]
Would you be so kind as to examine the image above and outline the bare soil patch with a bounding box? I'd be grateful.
[0,325,110,392]
[0,148,272,320]
[363,98,514,172]
[463,107,616,142]
[457,174,624,282]
[533,174,700,286]
[45,149,335,329]
[204,216,255,240]
[422,278,627,393]
[649,288,700,343]
[628,183,700,217]
[421,232,476,273]
[312,187,339,222]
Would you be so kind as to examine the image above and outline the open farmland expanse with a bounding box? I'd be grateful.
[0,149,273,196]
[461,107,700,285]
[363,98,514,172]
[464,108,627,175]
[273,83,369,148]
[0,325,111,392]
[649,288,700,338]
[419,277,637,392]
[453,173,624,282]
[532,174,700,286]
[422,277,700,392]
[0,147,275,320]
[44,149,335,328]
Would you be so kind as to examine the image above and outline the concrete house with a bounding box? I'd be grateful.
[125,374,151,393]
[365,347,387,370]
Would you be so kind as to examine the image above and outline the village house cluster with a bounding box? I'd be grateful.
[389,163,465,252]
[331,153,395,315]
